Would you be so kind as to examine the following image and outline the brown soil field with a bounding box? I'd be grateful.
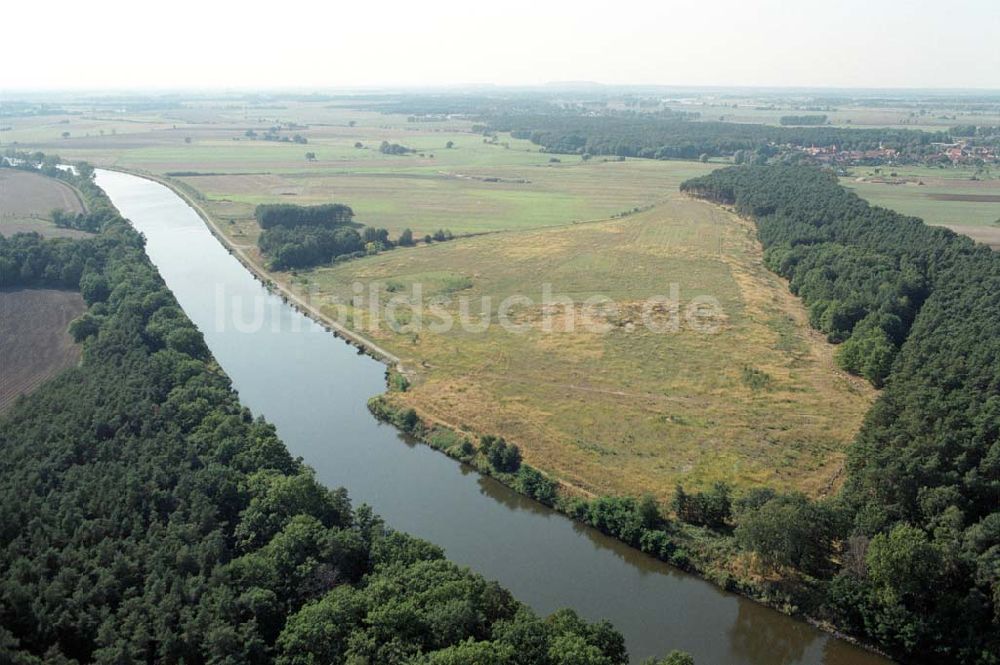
[927,193,1000,203]
[0,289,86,413]
[946,223,1000,250]
[0,169,85,218]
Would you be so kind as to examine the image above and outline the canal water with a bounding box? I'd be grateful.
[95,169,888,665]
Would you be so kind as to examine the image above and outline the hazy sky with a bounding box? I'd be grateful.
[5,0,998,90]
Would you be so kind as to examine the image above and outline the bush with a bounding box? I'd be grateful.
[479,435,522,473]
[672,483,731,528]
[734,492,836,575]
[515,466,558,505]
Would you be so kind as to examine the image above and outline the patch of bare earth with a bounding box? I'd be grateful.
[0,169,85,216]
[0,289,86,413]
[944,223,1000,251]
[1,169,90,239]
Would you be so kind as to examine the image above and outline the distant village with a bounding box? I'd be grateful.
[797,139,998,167]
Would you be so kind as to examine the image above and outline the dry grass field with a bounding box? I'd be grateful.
[0,169,89,238]
[0,289,85,412]
[295,191,875,499]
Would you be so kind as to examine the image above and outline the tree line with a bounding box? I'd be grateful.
[681,165,999,663]
[485,114,950,161]
[0,166,663,664]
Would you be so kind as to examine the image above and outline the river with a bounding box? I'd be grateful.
[94,169,890,665]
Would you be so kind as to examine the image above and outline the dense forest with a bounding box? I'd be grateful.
[682,165,999,664]
[0,167,654,664]
[485,114,948,161]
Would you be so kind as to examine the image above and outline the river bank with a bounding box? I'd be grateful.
[367,393,895,662]
[98,166,403,367]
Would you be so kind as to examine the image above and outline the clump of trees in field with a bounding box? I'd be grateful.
[259,225,365,270]
[255,203,363,270]
[379,140,415,155]
[255,203,450,269]
[243,125,309,143]
[0,170,657,665]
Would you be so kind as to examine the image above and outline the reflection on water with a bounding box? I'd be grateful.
[95,169,891,665]
[731,600,812,665]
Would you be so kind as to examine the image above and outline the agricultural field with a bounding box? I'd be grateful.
[4,101,878,498]
[0,288,85,412]
[3,102,715,238]
[665,98,1000,131]
[0,169,89,238]
[842,165,1000,249]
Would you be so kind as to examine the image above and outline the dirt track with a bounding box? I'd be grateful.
[0,288,86,413]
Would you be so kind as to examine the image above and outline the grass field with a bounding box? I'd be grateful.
[0,169,89,238]
[841,165,1000,249]
[0,288,85,412]
[187,157,715,241]
[4,101,878,498]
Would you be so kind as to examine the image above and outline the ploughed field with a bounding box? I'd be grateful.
[0,169,89,238]
[7,102,876,498]
[0,289,85,412]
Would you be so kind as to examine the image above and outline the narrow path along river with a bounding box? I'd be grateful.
[95,169,890,665]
